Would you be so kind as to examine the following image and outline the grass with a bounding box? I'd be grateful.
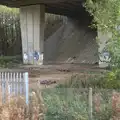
[0,86,46,120]
[42,88,115,120]
[0,71,120,120]
[42,73,120,120]
[56,73,105,88]
[0,55,22,68]
[42,88,89,120]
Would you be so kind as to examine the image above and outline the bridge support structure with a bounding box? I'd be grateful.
[20,4,45,65]
[98,31,111,68]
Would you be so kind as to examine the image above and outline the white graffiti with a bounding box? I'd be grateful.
[23,52,28,60]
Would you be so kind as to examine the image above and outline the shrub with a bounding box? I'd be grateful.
[0,90,46,120]
[42,71,120,120]
[43,88,89,120]
[0,55,22,68]
[56,70,120,89]
[0,6,21,56]
[0,5,64,56]
[56,73,105,89]
[101,69,120,89]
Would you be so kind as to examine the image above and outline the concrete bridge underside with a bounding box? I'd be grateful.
[0,0,108,67]
[0,0,87,17]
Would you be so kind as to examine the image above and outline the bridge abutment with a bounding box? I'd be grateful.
[98,31,111,68]
[20,4,45,65]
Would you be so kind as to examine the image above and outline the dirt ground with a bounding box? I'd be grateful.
[21,64,106,90]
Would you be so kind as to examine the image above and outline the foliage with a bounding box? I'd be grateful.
[42,76,120,120]
[0,5,64,56]
[102,69,120,89]
[0,6,21,56]
[107,34,120,68]
[92,91,114,120]
[84,0,120,68]
[84,0,120,32]
[84,0,120,91]
[0,55,22,68]
[56,73,105,89]
[43,88,89,120]
[0,88,46,120]
[57,70,120,89]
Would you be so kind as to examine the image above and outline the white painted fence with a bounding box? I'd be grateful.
[0,71,29,104]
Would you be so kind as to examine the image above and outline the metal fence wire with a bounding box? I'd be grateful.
[0,72,29,105]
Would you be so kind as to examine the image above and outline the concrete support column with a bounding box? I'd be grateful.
[98,31,111,68]
[20,5,45,65]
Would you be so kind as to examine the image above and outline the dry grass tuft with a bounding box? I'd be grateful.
[0,85,46,120]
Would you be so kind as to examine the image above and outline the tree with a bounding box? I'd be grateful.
[0,5,20,55]
[84,0,120,68]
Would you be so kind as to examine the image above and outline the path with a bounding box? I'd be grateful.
[22,64,106,90]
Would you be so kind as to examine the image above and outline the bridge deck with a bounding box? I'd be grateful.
[0,0,88,17]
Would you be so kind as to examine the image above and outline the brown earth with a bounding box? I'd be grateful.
[21,64,106,90]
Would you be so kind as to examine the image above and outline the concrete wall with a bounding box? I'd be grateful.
[44,25,65,62]
[98,32,111,67]
[44,18,99,64]
[20,5,45,65]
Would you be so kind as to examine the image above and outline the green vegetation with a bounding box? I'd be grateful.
[42,73,116,120]
[0,5,64,56]
[83,0,120,89]
[1,1,120,119]
[0,5,64,67]
[84,0,120,68]
[43,88,89,120]
[44,5,120,115]
[0,55,22,68]
[43,1,120,115]
[0,6,21,56]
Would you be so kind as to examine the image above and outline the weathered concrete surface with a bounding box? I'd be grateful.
[20,5,45,64]
[44,18,98,64]
[0,0,88,18]
[98,32,112,67]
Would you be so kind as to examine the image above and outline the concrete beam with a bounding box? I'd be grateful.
[0,0,84,7]
[20,4,45,65]
[98,31,111,68]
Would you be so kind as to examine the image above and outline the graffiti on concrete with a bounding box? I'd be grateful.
[33,51,40,61]
[40,52,43,61]
[99,50,111,62]
[39,52,44,65]
[28,52,33,58]
[103,51,110,60]
[28,51,33,62]
[23,52,28,61]
[28,42,33,61]
[23,51,43,64]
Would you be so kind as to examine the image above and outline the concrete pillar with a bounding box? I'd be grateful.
[20,5,45,65]
[98,31,111,68]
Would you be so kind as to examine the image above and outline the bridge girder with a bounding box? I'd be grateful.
[0,0,89,17]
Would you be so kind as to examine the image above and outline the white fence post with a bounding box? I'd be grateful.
[24,72,29,105]
[16,72,19,96]
[10,73,12,95]
[88,88,93,120]
[0,71,29,105]
[1,72,5,103]
[19,72,22,94]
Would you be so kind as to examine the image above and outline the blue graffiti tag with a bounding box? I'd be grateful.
[33,51,40,61]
